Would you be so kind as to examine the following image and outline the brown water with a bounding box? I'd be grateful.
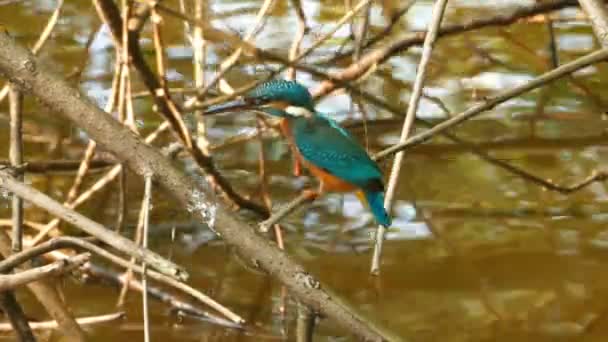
[2,0,608,341]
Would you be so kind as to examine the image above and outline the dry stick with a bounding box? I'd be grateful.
[255,118,288,319]
[150,7,192,149]
[216,0,273,94]
[320,1,412,66]
[353,1,371,60]
[3,78,33,342]
[0,231,87,341]
[85,262,240,328]
[191,0,210,152]
[287,0,307,80]
[33,125,173,245]
[373,47,608,161]
[64,59,121,204]
[0,291,36,342]
[0,253,89,291]
[0,160,113,174]
[546,17,560,68]
[259,193,313,233]
[183,0,275,107]
[311,0,588,98]
[370,0,448,275]
[39,51,123,243]
[116,185,146,307]
[322,0,586,66]
[0,312,126,331]
[578,0,608,47]
[256,119,284,248]
[295,0,373,63]
[0,236,243,324]
[0,0,64,103]
[0,171,186,280]
[93,0,268,216]
[0,31,397,342]
[0,219,47,232]
[8,84,23,253]
[141,175,152,342]
[296,303,315,342]
[31,165,123,245]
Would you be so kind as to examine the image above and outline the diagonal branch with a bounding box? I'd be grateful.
[0,28,400,342]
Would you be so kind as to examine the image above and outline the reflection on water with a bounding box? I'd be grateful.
[2,0,608,341]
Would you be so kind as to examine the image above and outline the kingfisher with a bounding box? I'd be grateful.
[205,80,391,227]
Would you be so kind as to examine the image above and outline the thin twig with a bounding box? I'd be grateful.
[116,182,146,307]
[142,175,152,342]
[0,236,243,324]
[259,193,314,233]
[373,47,608,161]
[183,0,274,106]
[191,0,210,152]
[0,0,64,102]
[371,0,449,275]
[8,84,23,253]
[94,0,269,216]
[0,231,86,341]
[296,303,315,342]
[578,0,608,47]
[0,312,126,331]
[0,169,187,280]
[287,0,307,79]
[0,292,36,341]
[0,253,89,291]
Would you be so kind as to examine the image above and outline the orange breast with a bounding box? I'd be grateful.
[302,159,356,192]
[280,119,356,193]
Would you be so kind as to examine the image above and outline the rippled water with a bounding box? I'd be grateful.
[2,0,608,341]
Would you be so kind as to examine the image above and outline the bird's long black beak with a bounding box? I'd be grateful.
[203,98,252,116]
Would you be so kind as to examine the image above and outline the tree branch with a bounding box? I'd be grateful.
[0,28,399,342]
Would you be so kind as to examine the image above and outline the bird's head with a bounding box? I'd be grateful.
[204,79,314,118]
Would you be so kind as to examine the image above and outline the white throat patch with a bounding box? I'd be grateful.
[285,106,313,118]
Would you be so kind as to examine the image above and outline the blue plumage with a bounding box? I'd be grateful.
[364,191,392,227]
[290,114,382,188]
[205,79,392,227]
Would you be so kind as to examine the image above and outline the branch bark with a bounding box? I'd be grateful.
[0,231,86,341]
[0,254,89,291]
[0,291,36,342]
[0,170,186,281]
[578,0,608,46]
[0,28,400,342]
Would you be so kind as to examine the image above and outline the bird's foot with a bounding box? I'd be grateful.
[293,158,302,177]
[301,189,319,201]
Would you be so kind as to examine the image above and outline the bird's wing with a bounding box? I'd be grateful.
[291,114,383,188]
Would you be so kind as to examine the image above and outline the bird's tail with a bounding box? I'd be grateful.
[356,190,392,227]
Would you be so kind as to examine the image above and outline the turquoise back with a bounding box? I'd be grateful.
[289,113,383,189]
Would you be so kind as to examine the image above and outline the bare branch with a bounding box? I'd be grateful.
[0,28,399,342]
[0,254,89,291]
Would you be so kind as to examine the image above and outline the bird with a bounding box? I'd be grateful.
[205,79,392,227]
